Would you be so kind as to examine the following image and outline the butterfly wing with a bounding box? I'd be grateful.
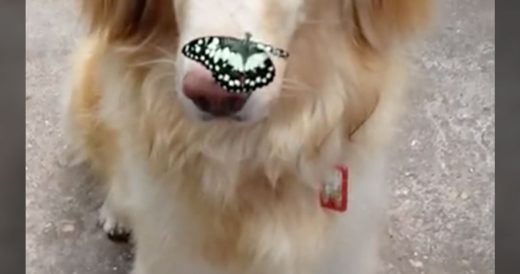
[213,52,276,94]
[212,60,244,94]
[181,36,211,64]
[244,52,276,91]
[182,36,236,72]
[254,42,290,59]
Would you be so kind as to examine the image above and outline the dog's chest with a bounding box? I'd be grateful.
[129,165,337,274]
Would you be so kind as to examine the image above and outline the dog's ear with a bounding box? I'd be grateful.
[348,0,434,52]
[81,0,176,43]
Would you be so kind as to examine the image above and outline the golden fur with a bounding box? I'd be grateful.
[65,1,433,273]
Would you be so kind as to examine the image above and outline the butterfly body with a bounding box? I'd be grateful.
[182,33,289,94]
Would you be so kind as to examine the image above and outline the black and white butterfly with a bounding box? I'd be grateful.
[181,32,289,94]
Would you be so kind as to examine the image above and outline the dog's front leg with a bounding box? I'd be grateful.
[98,170,133,242]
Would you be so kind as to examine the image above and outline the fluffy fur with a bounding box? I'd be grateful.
[64,0,433,273]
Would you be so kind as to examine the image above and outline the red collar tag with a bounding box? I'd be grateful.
[320,165,348,212]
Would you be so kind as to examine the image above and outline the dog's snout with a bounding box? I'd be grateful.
[183,64,248,117]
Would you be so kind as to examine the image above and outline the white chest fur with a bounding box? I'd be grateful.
[121,149,388,274]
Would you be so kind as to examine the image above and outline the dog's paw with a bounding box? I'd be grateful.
[98,204,132,243]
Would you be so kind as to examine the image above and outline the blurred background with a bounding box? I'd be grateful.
[0,1,25,274]
[25,0,495,273]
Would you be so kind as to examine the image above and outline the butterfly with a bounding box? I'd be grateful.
[181,32,289,94]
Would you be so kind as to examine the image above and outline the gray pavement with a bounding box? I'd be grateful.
[26,1,495,273]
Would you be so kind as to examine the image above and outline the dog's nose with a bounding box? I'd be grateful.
[183,64,247,117]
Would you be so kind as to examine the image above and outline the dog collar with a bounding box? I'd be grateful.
[320,165,349,212]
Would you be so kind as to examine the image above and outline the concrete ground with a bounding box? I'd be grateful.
[26,1,495,273]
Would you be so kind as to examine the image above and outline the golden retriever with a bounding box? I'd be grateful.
[64,0,433,273]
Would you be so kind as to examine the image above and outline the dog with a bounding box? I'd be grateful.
[64,0,433,273]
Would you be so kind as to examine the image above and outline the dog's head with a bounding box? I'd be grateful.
[83,0,432,124]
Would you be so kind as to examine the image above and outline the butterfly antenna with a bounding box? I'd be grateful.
[245,32,252,42]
